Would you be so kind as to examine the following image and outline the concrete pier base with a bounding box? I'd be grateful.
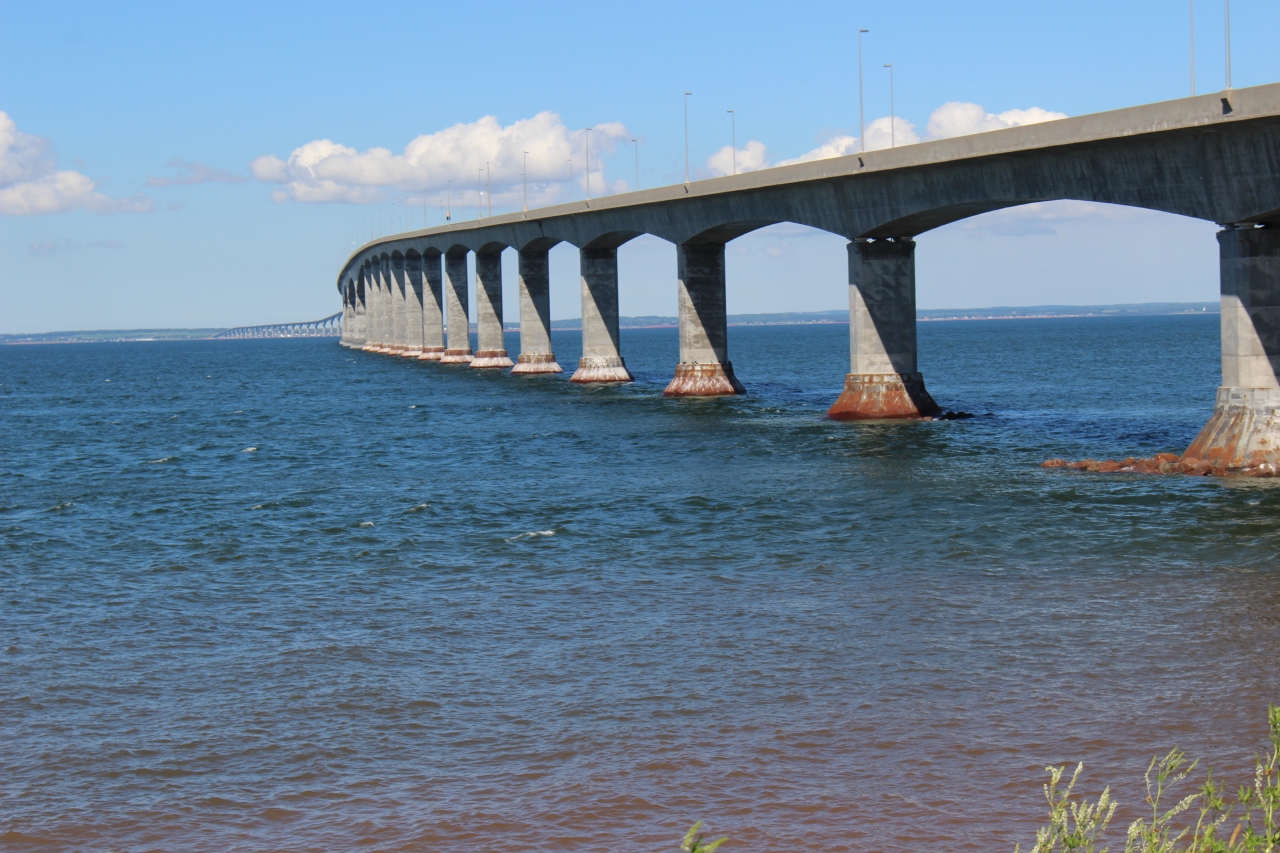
[663,361,745,396]
[513,246,561,374]
[573,246,633,383]
[513,353,563,374]
[827,238,937,419]
[1183,387,1280,469]
[471,349,515,368]
[443,248,473,363]
[1181,227,1280,469]
[828,372,940,419]
[417,346,447,361]
[664,242,744,396]
[571,355,632,382]
[472,249,510,369]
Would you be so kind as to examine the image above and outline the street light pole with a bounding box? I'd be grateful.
[585,128,592,201]
[567,158,573,201]
[632,138,639,190]
[523,151,529,211]
[858,28,869,152]
[884,64,895,148]
[727,109,736,175]
[446,180,451,221]
[684,91,693,184]
[1190,0,1196,96]
[478,169,483,220]
[1224,0,1232,90]
[486,161,491,218]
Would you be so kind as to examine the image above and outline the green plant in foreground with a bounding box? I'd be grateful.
[1017,705,1280,853]
[682,821,728,853]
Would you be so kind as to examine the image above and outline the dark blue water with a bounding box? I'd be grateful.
[3,315,1279,853]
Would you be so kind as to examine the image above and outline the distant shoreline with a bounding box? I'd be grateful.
[1,302,1219,344]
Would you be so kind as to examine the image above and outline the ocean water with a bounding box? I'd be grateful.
[3,314,1279,853]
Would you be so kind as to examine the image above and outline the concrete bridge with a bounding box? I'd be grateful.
[337,83,1280,470]
[216,312,342,339]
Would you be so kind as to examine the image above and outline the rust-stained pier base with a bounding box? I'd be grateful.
[471,247,514,368]
[1181,227,1280,468]
[417,248,446,361]
[571,245,633,382]
[440,247,474,364]
[664,242,744,396]
[512,245,563,374]
[828,238,939,419]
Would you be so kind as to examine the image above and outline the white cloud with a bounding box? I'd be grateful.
[0,112,151,215]
[925,102,1066,140]
[253,112,632,206]
[145,159,247,187]
[955,200,1142,237]
[777,101,1065,166]
[28,238,127,256]
[706,140,770,177]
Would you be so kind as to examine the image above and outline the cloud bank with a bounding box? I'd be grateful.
[706,101,1067,175]
[251,112,631,205]
[0,112,150,215]
[146,159,247,187]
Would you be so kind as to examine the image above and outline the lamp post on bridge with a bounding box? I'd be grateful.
[727,109,736,175]
[585,128,592,201]
[858,27,869,153]
[523,151,529,212]
[1225,0,1232,90]
[684,91,693,185]
[885,63,895,148]
[632,138,639,190]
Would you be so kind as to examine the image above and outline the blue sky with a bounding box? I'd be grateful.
[1,0,1277,333]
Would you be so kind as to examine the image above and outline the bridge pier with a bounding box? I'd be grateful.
[418,250,446,360]
[664,242,745,396]
[571,246,633,382]
[389,254,409,354]
[828,238,940,419]
[512,246,563,374]
[472,249,514,368]
[353,275,368,347]
[1183,226,1280,469]
[441,248,474,364]
[401,253,425,357]
[361,264,382,352]
[374,258,395,354]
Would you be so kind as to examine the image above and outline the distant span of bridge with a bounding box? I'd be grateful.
[335,84,1280,471]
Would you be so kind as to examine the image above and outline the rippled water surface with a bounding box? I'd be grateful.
[3,315,1280,853]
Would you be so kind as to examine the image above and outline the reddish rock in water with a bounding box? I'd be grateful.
[1154,452,1180,463]
[1178,459,1214,476]
[1097,460,1122,473]
[1041,458,1068,469]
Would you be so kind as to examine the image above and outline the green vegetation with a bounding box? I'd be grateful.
[1018,706,1280,853]
[681,822,728,853]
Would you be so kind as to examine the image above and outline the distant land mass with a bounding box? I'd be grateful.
[1,302,1219,344]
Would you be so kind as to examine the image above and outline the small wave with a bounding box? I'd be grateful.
[405,503,430,513]
[46,501,74,512]
[506,529,556,542]
[241,447,257,453]
[358,521,375,528]
[146,456,174,464]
